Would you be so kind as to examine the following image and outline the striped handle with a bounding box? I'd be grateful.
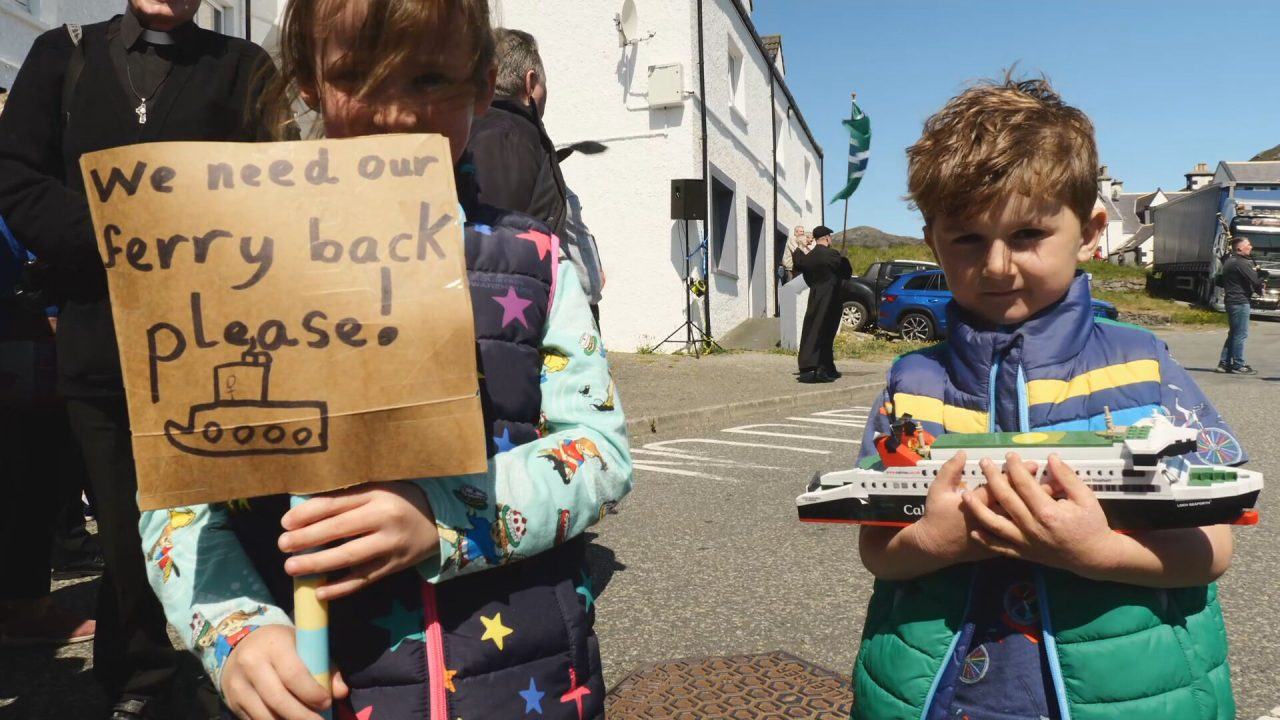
[291,495,333,719]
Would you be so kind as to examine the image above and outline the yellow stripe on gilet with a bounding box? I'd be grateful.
[1025,359,1160,406]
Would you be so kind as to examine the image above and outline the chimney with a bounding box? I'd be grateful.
[1097,165,1112,199]
[1185,162,1213,191]
[1111,179,1124,200]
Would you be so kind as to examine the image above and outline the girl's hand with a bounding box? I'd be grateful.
[278,481,439,601]
[221,625,331,720]
[963,453,1120,575]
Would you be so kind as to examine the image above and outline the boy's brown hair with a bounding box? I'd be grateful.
[260,0,496,139]
[907,72,1099,226]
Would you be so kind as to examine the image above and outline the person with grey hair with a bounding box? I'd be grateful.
[467,27,568,236]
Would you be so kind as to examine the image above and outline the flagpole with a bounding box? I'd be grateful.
[841,91,856,255]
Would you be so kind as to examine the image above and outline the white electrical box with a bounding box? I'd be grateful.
[647,63,684,108]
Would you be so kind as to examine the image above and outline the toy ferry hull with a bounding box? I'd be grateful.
[797,477,1261,531]
[797,415,1262,532]
[164,400,328,457]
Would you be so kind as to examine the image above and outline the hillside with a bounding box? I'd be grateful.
[1253,144,1280,161]
[832,225,923,248]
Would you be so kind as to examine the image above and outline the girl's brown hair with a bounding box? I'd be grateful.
[907,71,1099,227]
[260,0,496,139]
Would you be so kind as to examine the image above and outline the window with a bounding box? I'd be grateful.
[710,175,737,276]
[887,262,919,279]
[928,274,949,292]
[904,274,933,291]
[727,42,745,116]
[198,0,236,35]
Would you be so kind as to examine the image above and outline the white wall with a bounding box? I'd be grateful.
[492,0,820,352]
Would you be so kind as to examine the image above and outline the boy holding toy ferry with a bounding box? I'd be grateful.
[853,75,1244,720]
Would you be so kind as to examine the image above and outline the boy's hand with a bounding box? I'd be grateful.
[909,451,999,565]
[221,625,331,720]
[279,481,439,601]
[963,453,1120,575]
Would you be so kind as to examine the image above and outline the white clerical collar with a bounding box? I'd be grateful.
[142,28,174,45]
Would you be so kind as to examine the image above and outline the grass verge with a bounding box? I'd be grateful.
[1092,289,1227,326]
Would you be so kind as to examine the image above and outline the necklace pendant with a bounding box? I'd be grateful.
[136,100,147,125]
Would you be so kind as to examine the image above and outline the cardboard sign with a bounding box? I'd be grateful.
[81,135,488,510]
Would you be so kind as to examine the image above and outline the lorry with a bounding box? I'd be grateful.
[1151,183,1280,314]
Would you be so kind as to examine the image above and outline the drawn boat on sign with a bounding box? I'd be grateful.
[163,350,328,457]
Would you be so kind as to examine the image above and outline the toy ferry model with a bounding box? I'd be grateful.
[797,411,1261,532]
[164,350,328,457]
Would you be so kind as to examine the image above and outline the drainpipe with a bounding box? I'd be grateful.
[769,71,778,317]
[244,0,251,41]
[696,0,711,337]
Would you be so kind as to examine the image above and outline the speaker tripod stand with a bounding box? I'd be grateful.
[658,219,722,357]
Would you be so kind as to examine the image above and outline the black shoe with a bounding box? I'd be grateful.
[109,698,155,720]
[798,370,834,384]
[824,367,842,379]
[52,551,105,578]
[1232,364,1257,375]
[1216,362,1232,373]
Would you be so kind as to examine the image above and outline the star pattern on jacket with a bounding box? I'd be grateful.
[519,677,545,714]
[575,570,595,613]
[371,599,425,653]
[517,229,554,261]
[480,612,514,650]
[495,427,516,453]
[560,668,591,720]
[444,668,458,693]
[493,287,533,328]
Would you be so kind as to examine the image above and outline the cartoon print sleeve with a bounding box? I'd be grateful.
[413,262,632,582]
[1156,343,1249,466]
[857,385,894,467]
[140,505,292,691]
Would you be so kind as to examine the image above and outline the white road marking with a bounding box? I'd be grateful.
[785,416,867,428]
[812,407,872,418]
[631,463,731,480]
[722,423,859,444]
[645,438,832,455]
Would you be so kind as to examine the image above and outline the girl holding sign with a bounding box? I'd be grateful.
[138,1,632,718]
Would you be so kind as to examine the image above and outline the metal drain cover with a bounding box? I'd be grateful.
[605,650,853,719]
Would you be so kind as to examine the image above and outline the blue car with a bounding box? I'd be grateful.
[877,270,1120,341]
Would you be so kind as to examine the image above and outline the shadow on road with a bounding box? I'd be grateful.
[585,532,626,599]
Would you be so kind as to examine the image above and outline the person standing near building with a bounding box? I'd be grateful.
[0,2,278,716]
[780,224,813,283]
[468,28,568,236]
[795,225,852,383]
[1218,236,1264,375]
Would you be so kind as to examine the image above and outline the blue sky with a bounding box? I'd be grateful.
[754,0,1280,237]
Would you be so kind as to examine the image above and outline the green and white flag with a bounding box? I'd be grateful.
[830,98,870,203]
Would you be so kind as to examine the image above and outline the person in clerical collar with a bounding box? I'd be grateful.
[0,2,278,718]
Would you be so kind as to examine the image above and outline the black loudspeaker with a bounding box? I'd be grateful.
[670,178,707,221]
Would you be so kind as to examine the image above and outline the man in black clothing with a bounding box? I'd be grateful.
[1218,236,1265,375]
[795,225,852,383]
[0,2,275,716]
[468,28,568,237]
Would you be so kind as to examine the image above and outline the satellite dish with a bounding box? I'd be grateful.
[615,0,638,47]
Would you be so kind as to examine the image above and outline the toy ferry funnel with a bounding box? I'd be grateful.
[163,350,328,457]
[797,411,1261,532]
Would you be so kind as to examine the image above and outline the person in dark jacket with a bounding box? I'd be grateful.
[795,225,852,383]
[467,28,568,237]
[1218,236,1264,375]
[0,3,277,716]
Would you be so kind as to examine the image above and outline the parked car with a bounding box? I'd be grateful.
[878,270,1121,341]
[839,259,939,331]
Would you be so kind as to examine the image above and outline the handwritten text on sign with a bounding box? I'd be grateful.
[81,136,488,510]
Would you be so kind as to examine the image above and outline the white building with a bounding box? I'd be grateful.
[491,0,824,352]
[2,0,278,89]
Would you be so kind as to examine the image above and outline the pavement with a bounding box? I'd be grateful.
[5,322,1279,718]
[612,350,884,437]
